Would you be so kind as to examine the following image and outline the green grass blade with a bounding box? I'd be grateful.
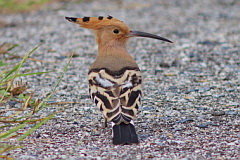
[7,44,19,51]
[0,124,11,129]
[3,64,20,80]
[52,52,73,92]
[3,71,54,82]
[0,122,27,139]
[35,52,74,112]
[18,113,56,141]
[17,71,54,77]
[0,61,8,67]
[0,145,23,154]
[2,43,42,81]
[0,43,43,102]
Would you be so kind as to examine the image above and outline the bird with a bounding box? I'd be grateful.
[65,15,172,145]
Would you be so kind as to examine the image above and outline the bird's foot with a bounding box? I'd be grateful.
[102,118,107,128]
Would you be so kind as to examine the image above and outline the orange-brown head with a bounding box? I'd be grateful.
[65,16,172,47]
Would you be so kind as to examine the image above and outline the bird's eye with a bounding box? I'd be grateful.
[113,29,119,34]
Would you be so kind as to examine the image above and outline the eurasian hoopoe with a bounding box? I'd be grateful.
[65,16,172,145]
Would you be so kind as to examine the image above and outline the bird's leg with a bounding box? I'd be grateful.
[103,117,107,128]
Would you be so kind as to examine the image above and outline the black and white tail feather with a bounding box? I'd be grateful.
[88,68,142,145]
[112,121,139,145]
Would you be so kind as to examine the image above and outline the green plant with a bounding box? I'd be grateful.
[0,0,51,13]
[0,42,73,159]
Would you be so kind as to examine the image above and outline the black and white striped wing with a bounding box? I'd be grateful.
[88,69,142,124]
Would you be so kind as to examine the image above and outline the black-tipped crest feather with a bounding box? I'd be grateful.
[65,17,77,22]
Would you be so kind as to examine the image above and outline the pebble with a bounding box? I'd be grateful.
[196,122,219,128]
[213,94,225,98]
[7,100,18,107]
[18,155,37,160]
[196,107,208,111]
[171,59,181,67]
[142,106,154,111]
[172,128,182,132]
[176,118,194,123]
[226,88,235,92]
[211,111,225,116]
[225,110,238,115]
[198,87,211,93]
[196,123,210,128]
[185,89,199,94]
[197,40,220,46]
[227,102,239,106]
[159,62,171,68]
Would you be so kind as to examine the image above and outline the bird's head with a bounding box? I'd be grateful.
[65,16,172,46]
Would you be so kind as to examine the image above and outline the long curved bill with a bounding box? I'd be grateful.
[127,30,173,43]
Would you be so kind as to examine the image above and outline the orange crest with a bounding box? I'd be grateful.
[66,15,130,31]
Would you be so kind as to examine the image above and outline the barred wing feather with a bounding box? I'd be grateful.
[88,68,142,125]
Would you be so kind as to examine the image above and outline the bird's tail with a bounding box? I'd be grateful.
[112,122,139,145]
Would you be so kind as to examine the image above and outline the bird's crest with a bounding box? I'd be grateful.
[65,15,129,31]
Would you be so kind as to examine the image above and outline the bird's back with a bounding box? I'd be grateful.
[88,55,142,125]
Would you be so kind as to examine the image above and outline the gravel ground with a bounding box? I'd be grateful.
[1,0,240,159]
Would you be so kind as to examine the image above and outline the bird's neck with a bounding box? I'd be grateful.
[98,40,129,57]
[98,40,124,51]
[90,40,138,71]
